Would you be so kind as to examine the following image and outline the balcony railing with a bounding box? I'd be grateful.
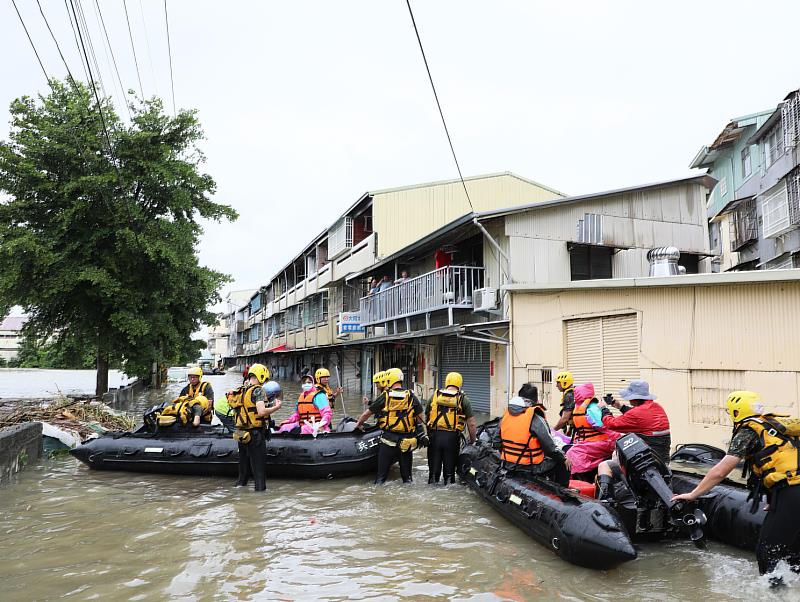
[359,266,484,327]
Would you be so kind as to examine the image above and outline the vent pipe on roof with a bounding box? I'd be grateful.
[647,246,683,276]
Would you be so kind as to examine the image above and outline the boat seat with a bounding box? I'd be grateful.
[569,479,596,498]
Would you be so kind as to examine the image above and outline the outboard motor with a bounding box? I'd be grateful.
[616,434,707,546]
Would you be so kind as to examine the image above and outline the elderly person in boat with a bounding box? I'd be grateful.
[277,374,333,435]
[565,383,620,482]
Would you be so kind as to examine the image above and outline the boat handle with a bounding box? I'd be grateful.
[265,448,281,457]
[122,449,138,456]
[494,491,509,503]
[168,450,183,457]
[215,450,233,457]
[521,505,538,519]
[320,450,340,458]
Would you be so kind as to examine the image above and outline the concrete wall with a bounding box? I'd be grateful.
[505,276,800,451]
[0,422,42,485]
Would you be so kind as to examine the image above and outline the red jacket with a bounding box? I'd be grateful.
[601,399,670,437]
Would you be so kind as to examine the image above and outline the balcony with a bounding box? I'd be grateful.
[359,266,484,327]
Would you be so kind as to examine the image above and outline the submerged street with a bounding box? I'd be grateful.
[0,370,789,601]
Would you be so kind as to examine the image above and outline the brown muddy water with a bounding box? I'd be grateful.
[1,370,797,601]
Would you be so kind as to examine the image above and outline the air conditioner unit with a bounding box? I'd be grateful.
[473,287,498,311]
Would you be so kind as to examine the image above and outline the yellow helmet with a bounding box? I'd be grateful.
[187,366,203,377]
[555,371,573,389]
[315,368,331,383]
[372,370,385,384]
[726,391,764,423]
[248,363,270,384]
[385,368,404,388]
[444,372,463,390]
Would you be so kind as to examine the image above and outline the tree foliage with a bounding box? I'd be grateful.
[0,81,236,392]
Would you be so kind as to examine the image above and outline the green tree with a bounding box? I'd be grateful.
[0,81,236,395]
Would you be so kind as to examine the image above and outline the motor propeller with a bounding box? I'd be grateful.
[678,507,707,548]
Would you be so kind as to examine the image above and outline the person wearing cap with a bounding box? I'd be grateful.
[492,385,571,486]
[179,366,214,427]
[425,371,478,485]
[594,379,670,502]
[672,391,800,586]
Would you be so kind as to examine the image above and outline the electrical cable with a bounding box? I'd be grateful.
[64,0,90,83]
[164,0,176,116]
[138,0,159,97]
[93,0,133,120]
[122,0,145,98]
[74,0,108,101]
[11,0,49,82]
[404,0,475,214]
[35,0,77,85]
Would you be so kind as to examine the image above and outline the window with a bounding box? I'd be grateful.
[788,168,800,226]
[569,244,613,281]
[328,217,354,259]
[761,181,791,238]
[718,177,728,197]
[729,198,758,250]
[764,126,785,170]
[741,146,752,178]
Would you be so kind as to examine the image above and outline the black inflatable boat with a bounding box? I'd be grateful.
[459,422,766,569]
[70,422,382,479]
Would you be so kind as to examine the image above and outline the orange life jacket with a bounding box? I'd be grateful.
[500,406,545,466]
[297,389,322,423]
[571,399,611,442]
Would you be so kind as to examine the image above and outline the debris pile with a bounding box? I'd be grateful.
[0,395,135,442]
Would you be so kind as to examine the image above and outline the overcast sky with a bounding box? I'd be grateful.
[3,0,799,313]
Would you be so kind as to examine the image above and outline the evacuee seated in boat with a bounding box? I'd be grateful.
[277,374,333,434]
[565,383,620,482]
[493,390,571,487]
[182,366,215,405]
[594,379,671,502]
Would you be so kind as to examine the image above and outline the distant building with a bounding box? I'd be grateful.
[691,88,800,271]
[207,317,229,368]
[0,316,26,362]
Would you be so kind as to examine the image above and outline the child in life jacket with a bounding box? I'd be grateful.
[277,374,333,435]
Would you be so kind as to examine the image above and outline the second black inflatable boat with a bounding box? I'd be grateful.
[459,422,766,569]
[70,422,382,479]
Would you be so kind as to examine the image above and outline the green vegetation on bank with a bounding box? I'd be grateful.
[0,80,236,393]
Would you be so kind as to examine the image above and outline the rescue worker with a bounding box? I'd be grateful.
[354,368,428,484]
[226,363,282,491]
[277,373,333,434]
[565,383,619,482]
[425,372,477,485]
[180,366,214,427]
[492,390,571,486]
[673,391,800,586]
[594,379,670,501]
[315,368,343,412]
[552,371,575,434]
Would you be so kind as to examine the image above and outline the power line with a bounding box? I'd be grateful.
[73,0,109,102]
[122,0,145,98]
[68,0,139,232]
[138,0,159,97]
[64,0,90,83]
[93,0,133,120]
[164,0,176,116]
[35,0,76,85]
[11,0,49,82]
[404,0,475,213]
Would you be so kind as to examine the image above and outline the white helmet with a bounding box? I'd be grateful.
[508,396,530,409]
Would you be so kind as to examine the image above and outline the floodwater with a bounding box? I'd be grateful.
[0,368,131,398]
[1,370,799,601]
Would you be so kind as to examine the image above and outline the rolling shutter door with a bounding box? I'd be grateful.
[602,314,639,394]
[565,314,639,396]
[566,318,604,392]
[440,337,490,413]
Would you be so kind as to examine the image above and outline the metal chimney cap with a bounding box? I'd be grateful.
[647,246,681,262]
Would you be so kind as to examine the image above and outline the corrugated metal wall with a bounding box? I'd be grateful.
[373,174,563,259]
[509,279,800,449]
[503,183,709,283]
[440,337,491,413]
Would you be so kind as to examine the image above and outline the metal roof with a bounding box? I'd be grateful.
[747,106,784,144]
[502,268,800,293]
[366,171,566,198]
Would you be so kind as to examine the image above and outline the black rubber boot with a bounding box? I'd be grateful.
[596,475,614,502]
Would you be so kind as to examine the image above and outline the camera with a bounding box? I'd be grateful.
[603,393,614,404]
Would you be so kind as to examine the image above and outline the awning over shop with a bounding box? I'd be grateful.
[266,344,289,352]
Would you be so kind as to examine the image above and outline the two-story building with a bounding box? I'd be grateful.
[206,318,229,368]
[226,172,565,407]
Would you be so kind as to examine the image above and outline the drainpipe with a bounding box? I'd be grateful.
[473,216,513,411]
